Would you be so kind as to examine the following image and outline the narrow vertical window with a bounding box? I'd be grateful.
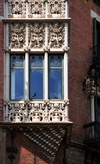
[30,55,44,99]
[49,55,63,99]
[10,55,24,100]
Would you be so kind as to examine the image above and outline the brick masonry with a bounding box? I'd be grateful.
[67,147,85,164]
[1,0,100,164]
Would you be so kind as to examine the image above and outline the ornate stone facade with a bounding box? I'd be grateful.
[29,22,45,48]
[48,22,65,48]
[9,23,26,49]
[85,68,100,98]
[8,0,26,18]
[4,100,69,122]
[7,0,66,18]
[48,0,65,18]
[28,0,45,18]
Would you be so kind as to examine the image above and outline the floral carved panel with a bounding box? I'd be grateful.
[48,0,65,18]
[48,22,65,48]
[29,22,45,48]
[9,23,26,49]
[28,0,45,18]
[8,0,26,18]
[4,100,69,122]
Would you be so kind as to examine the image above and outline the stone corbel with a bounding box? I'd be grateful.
[63,46,69,52]
[63,99,70,106]
[5,47,11,53]
[43,46,50,52]
[24,46,30,52]
[4,100,10,106]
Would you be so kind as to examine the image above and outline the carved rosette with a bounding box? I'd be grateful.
[9,23,26,49]
[28,0,45,18]
[4,100,69,122]
[8,0,26,18]
[29,22,45,49]
[48,22,65,48]
[48,0,65,18]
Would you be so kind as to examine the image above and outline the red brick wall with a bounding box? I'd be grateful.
[69,0,100,142]
[0,0,4,121]
[3,0,100,164]
[6,131,53,164]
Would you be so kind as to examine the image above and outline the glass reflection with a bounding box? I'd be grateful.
[30,55,43,99]
[49,55,63,99]
[11,55,24,100]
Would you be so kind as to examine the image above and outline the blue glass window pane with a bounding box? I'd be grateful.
[11,55,24,100]
[49,55,63,99]
[11,69,24,100]
[30,55,43,99]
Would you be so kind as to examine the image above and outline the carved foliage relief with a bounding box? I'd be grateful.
[48,0,65,18]
[9,23,26,49]
[49,22,65,48]
[8,0,26,18]
[29,22,45,48]
[28,0,45,18]
[7,0,66,18]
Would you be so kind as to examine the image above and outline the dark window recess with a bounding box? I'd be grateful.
[93,18,100,64]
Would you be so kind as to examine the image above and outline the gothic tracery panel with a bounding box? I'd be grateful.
[29,22,45,49]
[9,23,26,49]
[48,0,65,18]
[8,0,26,18]
[28,0,45,18]
[48,22,65,48]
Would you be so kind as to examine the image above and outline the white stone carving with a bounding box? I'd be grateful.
[48,0,65,18]
[4,100,69,122]
[29,22,45,48]
[9,23,26,49]
[8,0,26,18]
[28,0,45,18]
[49,22,65,48]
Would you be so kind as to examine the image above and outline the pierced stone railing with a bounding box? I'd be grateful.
[4,100,69,123]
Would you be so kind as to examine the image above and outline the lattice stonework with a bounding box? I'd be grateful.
[28,0,45,18]
[9,23,26,49]
[24,127,66,159]
[8,0,26,18]
[4,100,69,122]
[48,22,65,48]
[6,0,66,18]
[48,0,65,18]
[29,22,45,48]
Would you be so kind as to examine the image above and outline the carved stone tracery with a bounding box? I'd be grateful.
[4,100,69,122]
[9,23,26,49]
[29,22,45,48]
[28,0,45,18]
[8,0,26,18]
[48,0,65,18]
[49,22,65,48]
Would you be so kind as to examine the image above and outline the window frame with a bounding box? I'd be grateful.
[9,53,66,101]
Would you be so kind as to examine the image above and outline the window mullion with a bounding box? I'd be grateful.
[44,52,48,100]
[25,52,29,100]
[5,53,10,100]
[64,52,68,100]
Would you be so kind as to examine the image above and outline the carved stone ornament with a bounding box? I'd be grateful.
[4,100,69,122]
[9,23,26,49]
[28,0,45,18]
[85,68,100,98]
[8,0,26,18]
[48,0,65,18]
[29,22,45,49]
[48,22,65,48]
